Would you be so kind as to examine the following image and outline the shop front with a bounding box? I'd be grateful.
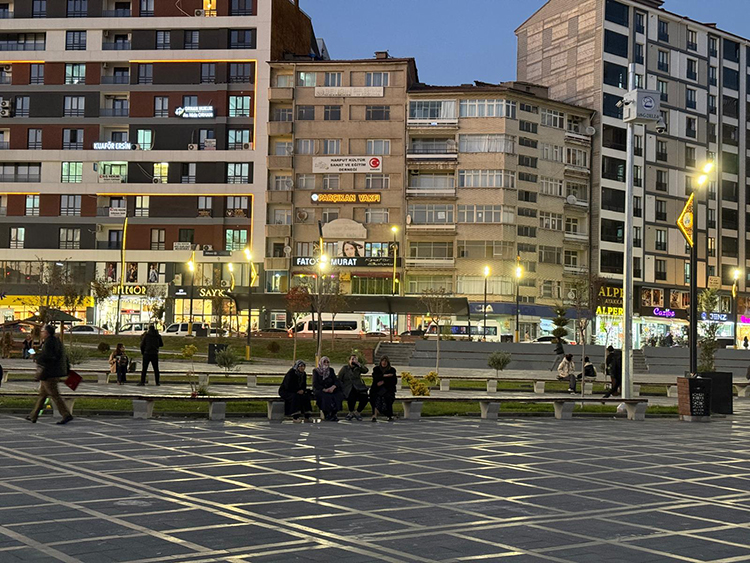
[468,302,579,342]
[736,297,750,347]
[170,285,249,332]
[594,284,624,347]
[95,284,168,330]
[0,294,94,323]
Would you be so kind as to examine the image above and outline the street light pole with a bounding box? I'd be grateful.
[187,255,195,336]
[733,268,740,348]
[391,225,398,343]
[515,256,522,343]
[690,162,713,373]
[244,247,256,361]
[483,265,489,341]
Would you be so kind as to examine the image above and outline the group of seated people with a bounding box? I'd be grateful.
[278,354,397,423]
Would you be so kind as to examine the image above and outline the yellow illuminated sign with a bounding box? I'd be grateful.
[677,193,694,247]
[310,193,381,204]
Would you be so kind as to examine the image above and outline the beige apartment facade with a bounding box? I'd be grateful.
[265,55,417,330]
[517,0,748,346]
[405,82,594,339]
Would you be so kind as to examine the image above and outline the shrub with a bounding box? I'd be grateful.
[216,346,238,372]
[182,344,198,360]
[97,342,111,353]
[424,371,440,387]
[267,341,281,354]
[488,351,512,375]
[65,345,88,366]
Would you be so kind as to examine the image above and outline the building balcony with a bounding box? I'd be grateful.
[564,163,590,176]
[406,143,458,161]
[268,87,294,101]
[564,196,589,209]
[102,9,132,16]
[0,42,45,51]
[0,10,13,18]
[265,224,291,238]
[564,131,592,145]
[0,76,10,84]
[100,108,129,117]
[101,75,130,84]
[407,117,459,129]
[102,41,131,50]
[405,257,456,269]
[406,223,457,235]
[265,257,290,270]
[564,231,588,244]
[0,174,40,182]
[0,141,8,150]
[405,187,456,198]
[266,190,293,204]
[96,241,123,249]
[268,121,293,136]
[267,155,293,170]
[563,265,588,275]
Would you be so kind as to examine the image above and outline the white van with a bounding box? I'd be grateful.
[425,320,501,342]
[119,322,149,335]
[163,322,226,337]
[288,314,367,338]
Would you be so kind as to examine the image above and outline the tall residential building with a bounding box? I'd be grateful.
[517,0,747,346]
[405,82,593,339]
[0,0,318,330]
[265,54,417,331]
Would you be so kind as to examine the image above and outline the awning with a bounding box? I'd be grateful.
[229,292,471,317]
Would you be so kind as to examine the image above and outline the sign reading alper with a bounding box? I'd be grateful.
[312,156,382,173]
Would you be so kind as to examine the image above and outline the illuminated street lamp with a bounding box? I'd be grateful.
[187,256,195,335]
[483,266,490,341]
[733,268,741,348]
[244,247,257,360]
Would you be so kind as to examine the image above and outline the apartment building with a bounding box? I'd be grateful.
[517,0,749,346]
[405,82,594,339]
[0,0,317,330]
[265,54,417,331]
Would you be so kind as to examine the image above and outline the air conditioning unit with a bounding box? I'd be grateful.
[187,143,198,151]
[194,8,204,16]
[296,210,308,221]
[0,109,10,118]
[152,177,160,184]
[3,65,11,72]
[0,100,10,109]
[132,143,141,150]
[102,62,109,69]
[242,142,251,150]
[202,244,213,251]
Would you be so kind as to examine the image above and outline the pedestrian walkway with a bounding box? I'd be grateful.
[3,411,750,562]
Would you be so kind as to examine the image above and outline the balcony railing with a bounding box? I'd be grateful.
[101,75,130,84]
[97,241,123,249]
[63,142,83,150]
[0,174,40,182]
[564,230,588,242]
[0,141,8,150]
[656,152,668,162]
[63,110,85,117]
[407,144,458,157]
[0,76,10,84]
[406,257,456,268]
[102,41,131,50]
[27,142,42,150]
[100,107,129,117]
[0,42,45,51]
[181,175,196,184]
[102,9,132,17]
[406,187,456,197]
[0,10,13,18]
[228,142,251,150]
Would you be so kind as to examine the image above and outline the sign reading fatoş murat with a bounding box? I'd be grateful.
[294,256,394,268]
[312,156,382,173]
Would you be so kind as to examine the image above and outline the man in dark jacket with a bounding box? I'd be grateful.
[603,345,623,398]
[549,338,566,371]
[139,325,163,386]
[26,324,72,424]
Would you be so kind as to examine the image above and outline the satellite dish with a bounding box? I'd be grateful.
[566,195,578,205]
[585,126,596,136]
[283,245,292,256]
[406,214,412,225]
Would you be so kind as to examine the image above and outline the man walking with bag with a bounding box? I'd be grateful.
[138,325,163,386]
[26,324,73,424]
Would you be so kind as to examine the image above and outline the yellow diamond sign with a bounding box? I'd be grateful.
[677,193,694,248]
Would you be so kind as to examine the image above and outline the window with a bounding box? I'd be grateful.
[656,169,668,191]
[658,19,669,42]
[156,30,170,49]
[566,147,588,168]
[227,163,251,183]
[687,29,697,51]
[634,43,644,64]
[229,29,254,49]
[59,228,80,249]
[540,177,563,196]
[708,94,717,114]
[322,139,340,155]
[709,65,717,86]
[226,196,248,217]
[540,109,564,128]
[633,165,642,187]
[366,106,390,120]
[635,11,645,33]
[231,0,253,15]
[29,63,44,84]
[518,155,537,168]
[225,229,248,251]
[458,99,515,118]
[324,105,341,121]
[539,212,563,230]
[25,195,39,216]
[567,182,588,203]
[407,204,454,224]
[539,246,562,265]
[27,129,42,150]
[655,229,667,252]
[150,228,165,251]
[724,67,740,91]
[603,30,628,58]
[458,205,514,224]
[324,72,341,87]
[67,0,87,16]
[601,187,625,212]
[458,170,515,188]
[138,63,153,84]
[140,0,154,15]
[65,31,86,50]
[605,0,629,26]
[198,196,212,216]
[518,226,537,238]
[321,208,338,224]
[183,30,199,49]
[296,174,314,190]
[686,88,696,109]
[272,107,292,122]
[137,129,153,150]
[655,199,667,221]
[686,59,698,81]
[200,63,215,84]
[10,227,24,249]
[603,61,628,89]
[633,226,642,247]
[181,163,196,184]
[229,96,251,117]
[365,174,389,190]
[366,139,390,155]
[459,134,515,154]
[134,195,149,217]
[603,93,623,119]
[366,72,389,87]
[519,121,538,134]
[61,161,82,183]
[540,143,562,162]
[153,162,168,182]
[657,79,668,102]
[296,71,316,87]
[322,174,339,190]
[154,96,169,117]
[32,0,46,17]
[723,95,739,118]
[60,195,81,216]
[227,129,250,149]
[365,208,389,224]
[228,62,252,83]
[655,259,667,280]
[724,38,740,63]
[601,219,624,243]
[685,145,696,167]
[296,105,314,121]
[65,63,85,84]
[656,140,668,162]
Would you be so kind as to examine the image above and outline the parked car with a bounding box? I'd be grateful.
[365,331,388,338]
[69,324,109,335]
[118,322,149,335]
[401,329,425,336]
[163,322,226,337]
[532,336,577,345]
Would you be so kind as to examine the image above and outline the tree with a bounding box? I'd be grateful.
[698,288,720,372]
[551,304,569,344]
[326,279,348,351]
[143,285,167,328]
[488,351,511,376]
[420,287,450,374]
[285,285,312,362]
[303,273,342,361]
[566,273,606,375]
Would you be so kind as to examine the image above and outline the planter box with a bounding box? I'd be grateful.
[677,377,712,422]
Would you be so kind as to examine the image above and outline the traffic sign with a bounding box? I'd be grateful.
[677,193,694,247]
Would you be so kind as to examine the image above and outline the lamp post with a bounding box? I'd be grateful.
[391,225,398,342]
[733,268,740,349]
[187,256,195,336]
[244,247,257,361]
[483,266,490,341]
[515,257,523,343]
[689,162,713,374]
[316,254,328,364]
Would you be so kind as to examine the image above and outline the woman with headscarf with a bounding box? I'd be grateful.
[279,360,313,423]
[312,356,344,421]
[370,355,397,422]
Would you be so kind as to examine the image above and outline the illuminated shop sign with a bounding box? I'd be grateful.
[653,307,676,318]
[174,105,215,119]
[93,141,133,150]
[310,192,381,204]
[701,311,729,322]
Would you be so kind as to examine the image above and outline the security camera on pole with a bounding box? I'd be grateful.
[620,65,662,398]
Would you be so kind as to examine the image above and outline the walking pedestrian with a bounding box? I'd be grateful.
[370,355,397,422]
[22,334,33,359]
[549,338,565,370]
[557,353,576,393]
[603,345,623,398]
[312,356,344,422]
[744,336,749,350]
[109,343,129,385]
[139,325,163,386]
[279,360,313,422]
[338,354,369,421]
[26,324,72,424]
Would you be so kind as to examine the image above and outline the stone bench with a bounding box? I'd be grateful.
[398,396,649,422]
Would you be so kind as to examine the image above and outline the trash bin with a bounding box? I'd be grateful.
[677,376,712,421]
[208,343,228,364]
[698,372,733,415]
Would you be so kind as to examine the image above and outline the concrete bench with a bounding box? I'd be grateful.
[398,396,649,422]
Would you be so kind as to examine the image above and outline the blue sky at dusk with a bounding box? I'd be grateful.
[301,0,749,85]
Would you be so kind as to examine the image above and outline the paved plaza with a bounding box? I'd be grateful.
[2,413,750,563]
